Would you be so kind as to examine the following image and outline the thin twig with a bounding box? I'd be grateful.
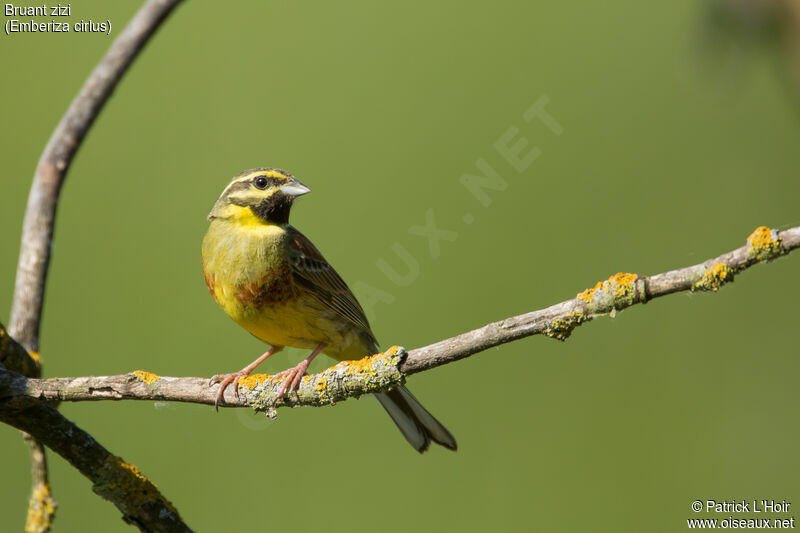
[402,225,799,374]
[4,0,184,530]
[9,0,183,351]
[2,225,796,413]
[22,437,55,533]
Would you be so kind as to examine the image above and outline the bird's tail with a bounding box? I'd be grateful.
[375,385,457,453]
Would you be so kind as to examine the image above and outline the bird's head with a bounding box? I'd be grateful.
[207,168,310,225]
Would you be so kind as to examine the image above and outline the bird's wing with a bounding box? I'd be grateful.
[286,225,378,347]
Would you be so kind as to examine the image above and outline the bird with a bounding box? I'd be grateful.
[201,168,457,453]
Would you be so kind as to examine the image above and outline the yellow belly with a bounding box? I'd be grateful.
[237,298,324,350]
[240,294,373,358]
[202,218,373,361]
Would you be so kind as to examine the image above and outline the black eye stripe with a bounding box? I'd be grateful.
[253,176,280,190]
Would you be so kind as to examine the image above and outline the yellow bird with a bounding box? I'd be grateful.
[201,168,457,452]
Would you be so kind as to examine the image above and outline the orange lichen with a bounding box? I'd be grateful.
[340,348,404,376]
[610,272,638,297]
[132,370,160,384]
[576,273,640,309]
[747,226,783,261]
[237,373,270,390]
[384,345,401,356]
[247,347,407,414]
[25,482,56,533]
[692,262,735,292]
[577,282,601,303]
[343,353,383,375]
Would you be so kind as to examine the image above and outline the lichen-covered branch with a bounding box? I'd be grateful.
[1,348,408,419]
[3,0,184,531]
[22,436,56,533]
[2,225,797,415]
[0,397,190,533]
[2,321,190,531]
[401,226,799,374]
[4,290,51,533]
[3,306,50,533]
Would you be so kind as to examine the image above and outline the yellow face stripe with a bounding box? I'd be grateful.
[224,203,272,226]
[217,168,292,200]
[208,167,299,223]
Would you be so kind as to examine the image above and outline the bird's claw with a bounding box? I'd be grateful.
[210,372,246,411]
[272,360,311,400]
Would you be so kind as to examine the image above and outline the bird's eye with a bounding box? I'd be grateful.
[254,177,268,190]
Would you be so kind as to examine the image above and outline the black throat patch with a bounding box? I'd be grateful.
[249,193,293,224]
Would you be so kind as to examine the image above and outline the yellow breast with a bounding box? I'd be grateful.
[202,218,292,312]
[202,213,374,358]
[202,217,325,350]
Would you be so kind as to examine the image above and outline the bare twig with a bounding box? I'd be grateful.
[9,0,184,350]
[2,225,796,413]
[5,0,184,530]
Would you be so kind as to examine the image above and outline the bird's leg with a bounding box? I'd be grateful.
[210,346,282,410]
[272,343,327,399]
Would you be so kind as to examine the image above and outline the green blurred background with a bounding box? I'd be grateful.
[2,1,799,531]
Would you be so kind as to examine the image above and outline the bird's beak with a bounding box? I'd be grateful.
[280,179,311,197]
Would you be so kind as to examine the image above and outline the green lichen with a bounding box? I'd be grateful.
[544,311,588,341]
[691,263,735,292]
[92,455,181,523]
[247,347,407,415]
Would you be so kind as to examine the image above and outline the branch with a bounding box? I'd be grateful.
[0,397,190,532]
[21,437,54,533]
[4,0,184,530]
[1,319,192,531]
[1,349,408,418]
[9,0,183,351]
[402,225,799,373]
[2,225,797,414]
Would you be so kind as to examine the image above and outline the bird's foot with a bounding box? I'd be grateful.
[272,359,312,400]
[209,371,249,410]
[208,347,282,411]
